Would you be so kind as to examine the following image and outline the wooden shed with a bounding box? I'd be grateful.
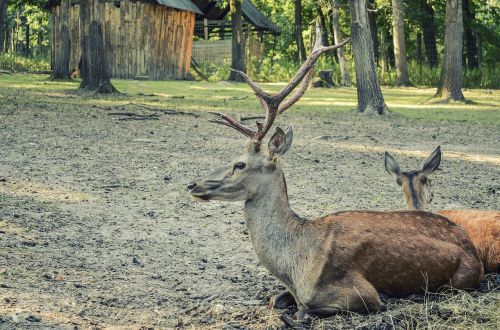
[47,0,203,80]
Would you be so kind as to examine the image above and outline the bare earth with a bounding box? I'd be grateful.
[0,79,499,329]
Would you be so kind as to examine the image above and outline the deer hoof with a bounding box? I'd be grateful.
[268,290,296,309]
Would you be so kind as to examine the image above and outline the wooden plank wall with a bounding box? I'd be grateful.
[50,0,195,80]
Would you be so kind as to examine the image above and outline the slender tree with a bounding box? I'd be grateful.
[79,0,117,93]
[435,0,465,101]
[228,0,246,81]
[0,0,8,53]
[463,0,478,69]
[332,0,351,86]
[51,0,71,79]
[391,0,411,86]
[420,0,438,67]
[348,0,387,114]
[368,0,378,63]
[294,0,306,62]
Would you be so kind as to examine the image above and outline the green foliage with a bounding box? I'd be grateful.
[464,65,500,89]
[0,53,50,72]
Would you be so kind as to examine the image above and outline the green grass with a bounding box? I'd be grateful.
[0,73,499,124]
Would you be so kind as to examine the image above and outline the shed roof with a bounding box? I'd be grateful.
[192,0,279,34]
[45,0,203,15]
[156,0,203,15]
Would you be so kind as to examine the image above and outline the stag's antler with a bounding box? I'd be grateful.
[210,27,350,145]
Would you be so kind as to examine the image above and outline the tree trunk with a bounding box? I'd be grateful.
[227,0,246,81]
[368,0,378,63]
[25,22,29,56]
[435,0,465,101]
[417,32,423,65]
[349,0,387,114]
[51,0,71,79]
[391,0,411,86]
[380,28,387,84]
[37,17,44,56]
[0,0,8,53]
[317,5,333,63]
[332,0,351,86]
[79,0,117,93]
[294,0,306,63]
[420,0,438,67]
[463,0,478,69]
[317,6,330,46]
[51,25,71,79]
[327,7,338,63]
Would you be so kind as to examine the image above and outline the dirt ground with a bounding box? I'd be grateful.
[0,77,499,329]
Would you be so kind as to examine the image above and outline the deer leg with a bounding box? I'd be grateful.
[268,290,296,309]
[451,254,483,289]
[295,305,342,319]
[300,275,381,317]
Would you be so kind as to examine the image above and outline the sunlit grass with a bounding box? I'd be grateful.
[0,74,498,124]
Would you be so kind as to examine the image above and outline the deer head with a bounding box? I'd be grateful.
[188,126,293,202]
[384,146,442,210]
[188,33,349,202]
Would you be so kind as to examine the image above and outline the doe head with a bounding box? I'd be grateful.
[188,126,293,202]
[384,146,441,210]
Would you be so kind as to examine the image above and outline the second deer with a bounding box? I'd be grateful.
[188,41,483,318]
[385,147,499,273]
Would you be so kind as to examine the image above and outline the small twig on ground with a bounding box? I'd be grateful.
[224,96,249,102]
[240,115,265,121]
[280,314,305,330]
[138,92,157,97]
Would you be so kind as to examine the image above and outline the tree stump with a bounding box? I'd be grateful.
[312,70,335,88]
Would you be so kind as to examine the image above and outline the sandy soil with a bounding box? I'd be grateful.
[0,84,499,329]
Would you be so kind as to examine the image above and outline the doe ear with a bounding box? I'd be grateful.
[384,151,401,177]
[268,126,292,158]
[422,146,441,175]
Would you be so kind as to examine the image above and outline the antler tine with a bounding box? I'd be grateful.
[211,27,349,145]
[208,112,257,138]
[230,69,271,101]
[277,69,313,114]
[273,37,350,105]
[278,22,331,114]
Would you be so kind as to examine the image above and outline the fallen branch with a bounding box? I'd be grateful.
[138,92,157,97]
[240,115,265,121]
[107,112,160,121]
[223,96,249,102]
[280,314,305,330]
[190,57,209,81]
[129,103,199,117]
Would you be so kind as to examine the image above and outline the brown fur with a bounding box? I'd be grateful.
[385,148,500,274]
[437,210,500,273]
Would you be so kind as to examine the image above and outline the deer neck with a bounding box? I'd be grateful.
[243,166,304,286]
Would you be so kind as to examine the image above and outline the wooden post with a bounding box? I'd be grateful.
[204,18,208,41]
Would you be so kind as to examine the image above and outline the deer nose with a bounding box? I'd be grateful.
[187,182,197,191]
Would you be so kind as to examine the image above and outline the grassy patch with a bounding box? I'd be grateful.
[0,74,499,124]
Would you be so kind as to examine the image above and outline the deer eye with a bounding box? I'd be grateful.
[396,178,402,186]
[420,176,428,184]
[234,162,246,170]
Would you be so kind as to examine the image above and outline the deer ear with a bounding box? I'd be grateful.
[384,152,401,177]
[281,125,294,155]
[422,146,441,175]
[268,127,288,158]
